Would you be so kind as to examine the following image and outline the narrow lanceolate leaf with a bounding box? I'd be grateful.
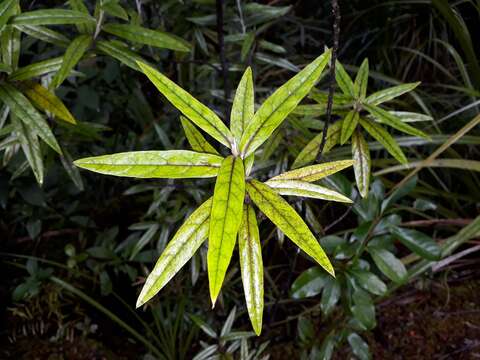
[366,82,420,105]
[238,204,263,335]
[239,50,331,157]
[137,61,233,148]
[74,150,223,178]
[68,0,95,34]
[340,110,359,145]
[292,120,342,169]
[0,0,17,30]
[0,83,61,154]
[51,35,91,89]
[246,180,334,275]
[359,117,407,164]
[352,130,370,198]
[12,115,44,185]
[270,159,353,182]
[136,198,212,307]
[354,58,369,99]
[20,81,76,124]
[368,248,407,284]
[103,24,191,52]
[266,180,352,203]
[180,116,219,154]
[208,156,245,305]
[1,24,20,70]
[363,104,429,138]
[97,40,146,71]
[11,10,95,26]
[391,226,441,261]
[388,111,433,123]
[9,56,63,81]
[231,67,254,146]
[335,60,355,97]
[14,25,70,47]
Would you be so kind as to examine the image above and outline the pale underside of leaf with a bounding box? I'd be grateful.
[239,50,331,157]
[136,198,212,307]
[352,129,371,198]
[137,61,233,148]
[180,116,219,154]
[266,180,353,203]
[238,203,263,335]
[246,180,334,276]
[270,159,354,182]
[230,67,254,146]
[74,150,224,178]
[208,156,245,305]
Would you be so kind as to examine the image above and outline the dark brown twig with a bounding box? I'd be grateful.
[216,0,231,123]
[317,0,340,161]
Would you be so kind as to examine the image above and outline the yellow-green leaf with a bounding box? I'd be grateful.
[352,130,370,198]
[11,9,95,25]
[270,159,353,182]
[363,103,429,139]
[51,34,91,89]
[335,60,355,97]
[137,61,233,148]
[97,40,146,71]
[20,81,76,124]
[354,58,369,99]
[239,50,331,157]
[266,180,352,203]
[238,203,263,335]
[208,156,245,305]
[74,150,224,178]
[359,117,407,164]
[0,0,17,30]
[103,23,191,52]
[365,82,420,106]
[180,116,219,154]
[68,0,95,34]
[292,120,342,169]
[246,180,334,275]
[0,82,61,154]
[340,110,359,145]
[230,67,254,146]
[136,198,212,307]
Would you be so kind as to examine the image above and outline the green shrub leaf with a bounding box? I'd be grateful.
[9,56,63,81]
[368,247,407,284]
[266,180,352,203]
[391,226,441,260]
[352,130,370,198]
[270,159,354,182]
[366,82,420,105]
[230,67,254,147]
[354,59,369,99]
[11,9,95,25]
[335,60,355,97]
[340,110,359,145]
[0,0,18,30]
[14,25,70,47]
[180,116,219,154]
[291,267,328,299]
[347,333,371,360]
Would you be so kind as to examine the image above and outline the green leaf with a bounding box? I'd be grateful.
[320,277,340,315]
[246,180,334,275]
[292,120,342,168]
[137,61,233,148]
[351,289,376,330]
[352,130,370,198]
[51,35,91,89]
[391,226,441,260]
[208,156,245,305]
[347,333,371,360]
[309,89,354,106]
[11,9,95,26]
[230,67,254,147]
[239,50,331,157]
[180,116,219,154]
[1,24,20,71]
[359,117,407,164]
[335,60,355,97]
[290,267,328,299]
[97,40,146,71]
[14,25,70,47]
[68,0,95,34]
[340,110,359,145]
[366,82,420,105]
[103,24,191,52]
[74,150,223,178]
[351,270,387,296]
[368,248,407,284]
[238,203,263,335]
[102,1,129,21]
[354,58,369,99]
[9,56,63,81]
[20,81,76,124]
[0,82,61,154]
[0,0,17,30]
[12,114,44,184]
[136,198,212,307]
[363,103,429,139]
[266,180,352,203]
[240,32,255,61]
[270,159,353,182]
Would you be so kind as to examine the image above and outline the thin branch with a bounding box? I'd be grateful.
[216,0,231,123]
[317,0,340,161]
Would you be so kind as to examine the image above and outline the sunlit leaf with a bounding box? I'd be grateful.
[136,198,212,307]
[238,203,263,335]
[208,156,245,305]
[352,130,370,198]
[266,180,352,203]
[270,159,353,182]
[366,82,420,105]
[180,116,219,155]
[340,110,359,145]
[230,67,254,147]
[246,180,334,275]
[239,50,331,157]
[11,9,95,25]
[74,150,224,178]
[137,61,233,148]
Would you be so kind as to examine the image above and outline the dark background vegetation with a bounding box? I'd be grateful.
[1,0,479,359]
